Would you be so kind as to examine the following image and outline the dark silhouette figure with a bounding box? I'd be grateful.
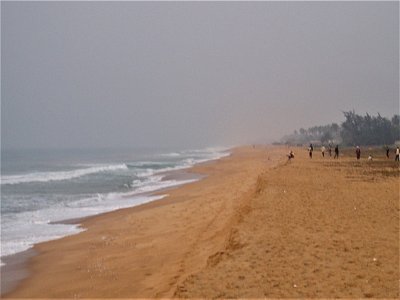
[334,145,339,159]
[356,146,361,160]
[309,143,313,159]
[287,150,294,161]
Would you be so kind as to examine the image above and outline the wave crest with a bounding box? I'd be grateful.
[1,164,128,185]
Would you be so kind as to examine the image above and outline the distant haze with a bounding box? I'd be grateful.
[2,1,398,149]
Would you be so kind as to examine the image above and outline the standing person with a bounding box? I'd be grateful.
[321,145,326,157]
[308,144,313,159]
[328,144,332,157]
[356,146,361,160]
[287,150,294,161]
[386,146,390,159]
[334,145,339,159]
[395,147,400,161]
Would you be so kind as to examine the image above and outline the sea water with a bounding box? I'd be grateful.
[0,147,229,266]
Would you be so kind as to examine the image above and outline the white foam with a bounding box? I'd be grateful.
[132,176,197,194]
[1,164,128,185]
[0,193,166,265]
[135,168,156,177]
[134,150,230,177]
[160,152,181,157]
[0,147,232,266]
[182,146,231,155]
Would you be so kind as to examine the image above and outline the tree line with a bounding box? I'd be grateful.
[281,111,400,146]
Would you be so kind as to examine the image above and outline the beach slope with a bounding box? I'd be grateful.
[4,146,399,298]
[176,148,400,298]
[4,146,281,298]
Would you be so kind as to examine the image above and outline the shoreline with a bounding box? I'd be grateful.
[3,145,398,298]
[3,145,281,298]
[0,249,37,295]
[0,151,228,296]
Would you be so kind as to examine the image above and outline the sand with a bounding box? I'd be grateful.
[2,146,399,298]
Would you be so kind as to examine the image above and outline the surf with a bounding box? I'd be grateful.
[1,164,129,185]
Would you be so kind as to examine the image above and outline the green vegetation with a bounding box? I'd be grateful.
[341,111,399,146]
[282,111,400,146]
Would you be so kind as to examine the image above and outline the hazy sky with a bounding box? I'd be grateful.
[2,1,399,149]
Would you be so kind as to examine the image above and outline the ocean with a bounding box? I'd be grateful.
[0,147,229,266]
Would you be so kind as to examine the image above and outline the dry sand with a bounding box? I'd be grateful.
[3,146,399,298]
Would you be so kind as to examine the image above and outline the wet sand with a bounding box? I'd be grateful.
[0,249,36,295]
[2,146,399,298]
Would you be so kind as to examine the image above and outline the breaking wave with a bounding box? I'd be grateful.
[1,164,129,185]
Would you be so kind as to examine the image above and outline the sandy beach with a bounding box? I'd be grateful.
[2,146,399,298]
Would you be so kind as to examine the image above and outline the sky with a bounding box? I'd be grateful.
[2,1,399,149]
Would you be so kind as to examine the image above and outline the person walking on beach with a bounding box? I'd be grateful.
[328,144,332,157]
[395,147,400,161]
[386,146,390,159]
[308,143,313,159]
[334,145,339,159]
[321,145,326,157]
[356,146,361,160]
